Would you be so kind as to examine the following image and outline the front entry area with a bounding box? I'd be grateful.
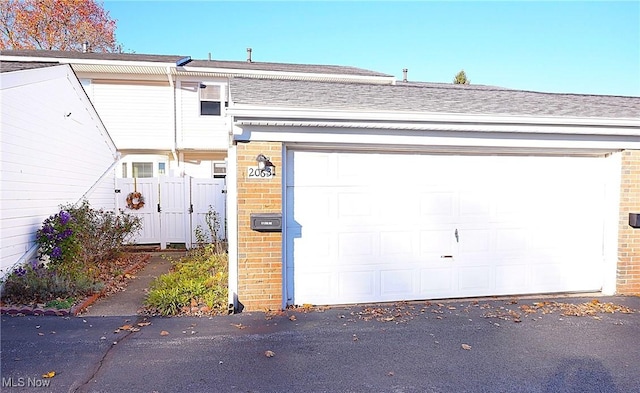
[286,150,609,306]
[116,176,226,248]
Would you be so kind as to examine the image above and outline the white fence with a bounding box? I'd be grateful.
[115,176,225,249]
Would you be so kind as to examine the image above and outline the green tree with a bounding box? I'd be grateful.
[453,69,470,85]
[0,0,119,52]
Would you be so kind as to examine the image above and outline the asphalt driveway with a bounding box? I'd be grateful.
[2,295,639,393]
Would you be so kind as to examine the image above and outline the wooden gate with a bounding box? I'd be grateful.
[116,176,225,248]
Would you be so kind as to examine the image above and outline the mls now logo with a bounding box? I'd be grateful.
[2,377,51,388]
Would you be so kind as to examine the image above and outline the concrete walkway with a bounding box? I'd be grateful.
[80,252,179,317]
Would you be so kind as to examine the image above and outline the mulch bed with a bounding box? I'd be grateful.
[0,253,151,317]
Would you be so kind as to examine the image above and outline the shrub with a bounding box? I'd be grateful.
[144,245,228,316]
[61,200,142,266]
[194,206,226,252]
[1,200,141,305]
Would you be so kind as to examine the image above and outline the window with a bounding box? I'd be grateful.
[158,162,166,176]
[200,84,228,116]
[213,162,227,178]
[121,162,127,178]
[132,162,153,178]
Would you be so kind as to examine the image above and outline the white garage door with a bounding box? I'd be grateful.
[286,150,607,306]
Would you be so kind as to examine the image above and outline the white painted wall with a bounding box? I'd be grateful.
[90,81,173,150]
[177,80,229,150]
[0,65,118,276]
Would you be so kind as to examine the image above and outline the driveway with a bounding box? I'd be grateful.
[1,295,639,393]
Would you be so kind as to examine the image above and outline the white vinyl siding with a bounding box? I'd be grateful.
[177,81,229,150]
[91,81,173,150]
[0,65,117,276]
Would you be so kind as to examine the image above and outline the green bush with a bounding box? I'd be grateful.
[144,245,228,316]
[1,200,141,305]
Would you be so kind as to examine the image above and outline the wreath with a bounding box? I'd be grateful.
[126,191,145,210]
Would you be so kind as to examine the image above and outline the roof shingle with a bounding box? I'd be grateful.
[229,78,640,119]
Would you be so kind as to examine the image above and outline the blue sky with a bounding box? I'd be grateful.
[103,1,639,97]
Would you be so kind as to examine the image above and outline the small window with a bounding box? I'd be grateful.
[199,84,227,116]
[132,162,153,178]
[213,162,226,178]
[158,162,166,176]
[121,162,127,178]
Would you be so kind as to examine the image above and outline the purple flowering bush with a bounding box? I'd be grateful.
[1,200,142,304]
[37,210,81,267]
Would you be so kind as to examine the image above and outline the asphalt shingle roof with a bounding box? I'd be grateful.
[230,78,640,119]
[0,60,60,73]
[0,50,185,63]
[0,50,391,77]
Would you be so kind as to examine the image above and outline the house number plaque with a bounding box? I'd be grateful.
[247,166,274,179]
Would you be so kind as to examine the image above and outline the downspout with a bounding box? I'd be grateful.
[166,67,179,165]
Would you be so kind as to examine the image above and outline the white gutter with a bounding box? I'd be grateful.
[181,65,395,84]
[232,119,640,138]
[0,54,178,69]
[227,105,640,130]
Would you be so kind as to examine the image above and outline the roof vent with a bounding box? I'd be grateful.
[247,47,252,63]
[402,68,408,83]
[208,52,211,61]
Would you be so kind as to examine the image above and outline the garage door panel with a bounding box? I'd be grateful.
[287,188,333,225]
[380,269,415,297]
[420,192,456,221]
[420,268,455,294]
[288,151,334,186]
[458,266,492,292]
[458,229,491,254]
[287,150,606,306]
[496,228,527,253]
[338,232,375,258]
[292,233,332,259]
[380,231,416,257]
[338,270,376,298]
[495,265,528,292]
[337,192,373,218]
[420,230,456,256]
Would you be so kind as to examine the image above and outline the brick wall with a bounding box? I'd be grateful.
[236,142,283,311]
[617,149,640,294]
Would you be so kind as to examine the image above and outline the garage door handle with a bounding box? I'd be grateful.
[455,229,459,243]
[441,255,454,259]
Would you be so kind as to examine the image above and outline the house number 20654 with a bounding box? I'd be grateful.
[247,167,274,179]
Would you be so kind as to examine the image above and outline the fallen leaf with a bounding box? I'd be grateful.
[37,333,44,336]
[137,322,151,327]
[388,372,394,377]
[42,371,55,378]
[265,350,275,358]
[461,344,472,350]
[289,315,297,321]
[231,323,246,329]
[160,331,169,336]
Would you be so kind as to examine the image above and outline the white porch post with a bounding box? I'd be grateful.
[227,144,239,312]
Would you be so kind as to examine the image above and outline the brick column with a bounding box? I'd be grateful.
[236,142,283,311]
[617,150,640,294]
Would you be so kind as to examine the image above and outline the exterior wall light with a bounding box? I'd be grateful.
[256,154,276,175]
